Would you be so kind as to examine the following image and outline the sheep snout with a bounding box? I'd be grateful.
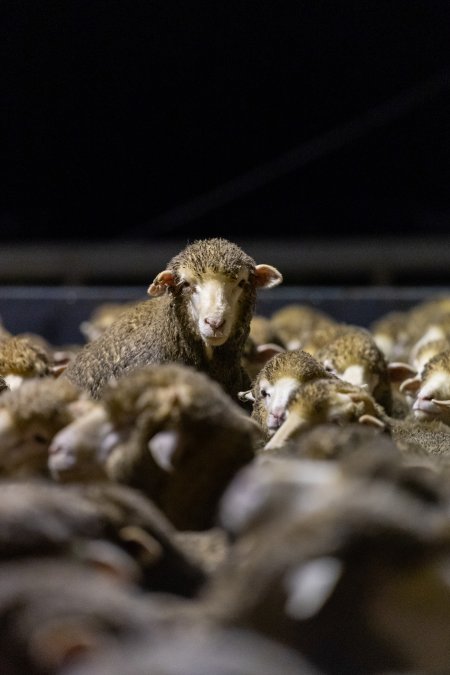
[191,277,246,346]
[267,408,287,432]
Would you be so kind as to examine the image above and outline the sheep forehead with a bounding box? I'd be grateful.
[262,349,320,378]
[171,238,255,277]
[177,264,249,286]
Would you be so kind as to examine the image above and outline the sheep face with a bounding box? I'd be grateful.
[183,269,251,347]
[48,404,117,482]
[258,376,301,434]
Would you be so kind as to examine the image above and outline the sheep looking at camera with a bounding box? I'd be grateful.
[63,238,283,401]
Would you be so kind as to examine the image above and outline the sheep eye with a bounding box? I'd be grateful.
[179,280,191,290]
[261,389,270,398]
[238,279,247,288]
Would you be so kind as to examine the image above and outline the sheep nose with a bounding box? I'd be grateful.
[418,393,432,401]
[48,440,62,455]
[204,317,225,330]
[268,408,286,428]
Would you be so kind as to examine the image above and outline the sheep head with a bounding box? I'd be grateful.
[147,238,282,348]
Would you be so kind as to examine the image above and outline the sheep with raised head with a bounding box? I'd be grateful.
[239,349,333,442]
[63,238,282,401]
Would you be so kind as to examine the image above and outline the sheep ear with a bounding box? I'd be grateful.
[238,389,255,403]
[431,398,450,410]
[148,429,181,471]
[254,264,283,289]
[399,374,422,394]
[358,414,386,429]
[75,539,142,584]
[28,620,99,672]
[284,557,343,620]
[256,342,285,359]
[49,363,69,378]
[119,525,163,565]
[388,362,417,383]
[147,270,176,297]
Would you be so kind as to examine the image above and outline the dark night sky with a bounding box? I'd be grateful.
[2,1,450,242]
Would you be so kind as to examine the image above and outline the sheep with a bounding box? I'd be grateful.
[48,402,114,483]
[260,371,450,458]
[62,625,319,675]
[239,349,333,441]
[249,313,283,347]
[0,377,94,477]
[0,556,198,675]
[369,309,411,362]
[264,378,385,450]
[63,238,283,400]
[0,477,206,597]
[0,335,57,389]
[202,457,450,674]
[314,325,393,414]
[269,303,338,351]
[50,363,262,530]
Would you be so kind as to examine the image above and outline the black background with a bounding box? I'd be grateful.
[2,1,450,243]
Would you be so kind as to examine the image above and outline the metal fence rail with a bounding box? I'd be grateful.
[0,237,449,286]
[1,285,449,346]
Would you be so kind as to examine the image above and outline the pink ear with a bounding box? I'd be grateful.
[387,362,417,383]
[254,264,283,289]
[147,270,176,297]
[399,375,422,394]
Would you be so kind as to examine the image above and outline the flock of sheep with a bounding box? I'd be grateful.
[0,237,449,675]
